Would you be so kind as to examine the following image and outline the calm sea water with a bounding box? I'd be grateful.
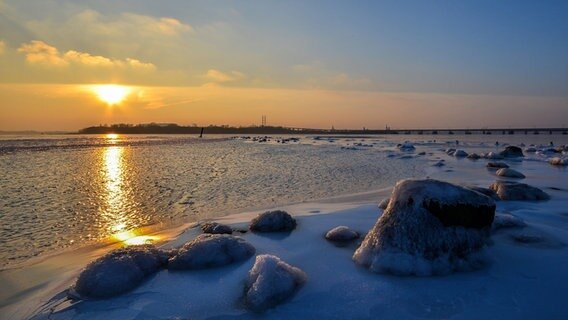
[0,133,566,268]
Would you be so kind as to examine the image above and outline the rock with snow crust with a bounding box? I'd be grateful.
[353,179,495,276]
[168,234,255,270]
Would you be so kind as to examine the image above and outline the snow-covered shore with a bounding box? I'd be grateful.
[2,140,568,320]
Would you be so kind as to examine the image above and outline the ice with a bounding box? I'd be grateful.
[168,234,255,270]
[244,254,307,312]
[249,210,297,232]
[353,179,495,276]
[492,213,526,231]
[453,149,468,157]
[71,245,168,299]
[549,157,567,166]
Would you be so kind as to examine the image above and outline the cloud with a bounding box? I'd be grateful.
[17,40,155,70]
[205,69,246,83]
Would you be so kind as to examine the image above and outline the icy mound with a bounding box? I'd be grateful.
[496,168,525,179]
[467,153,480,160]
[201,222,233,234]
[168,234,255,270]
[72,245,168,299]
[500,146,524,158]
[489,181,550,201]
[549,157,567,166]
[398,142,415,151]
[250,210,297,232]
[492,213,526,231]
[353,179,495,276]
[244,255,307,312]
[325,226,359,242]
[483,152,504,160]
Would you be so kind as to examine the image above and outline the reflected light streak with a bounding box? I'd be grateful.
[100,146,154,246]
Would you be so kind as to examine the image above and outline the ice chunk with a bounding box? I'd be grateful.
[244,255,307,312]
[250,210,297,232]
[325,226,359,242]
[353,179,495,276]
[72,245,168,299]
[453,149,468,157]
[549,157,567,166]
[168,234,255,270]
[492,213,526,231]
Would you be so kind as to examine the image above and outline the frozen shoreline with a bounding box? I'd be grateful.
[2,139,568,319]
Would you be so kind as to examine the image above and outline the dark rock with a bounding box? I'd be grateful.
[496,168,526,179]
[168,234,255,270]
[489,181,550,201]
[487,162,509,169]
[467,153,481,160]
[325,226,359,242]
[72,245,168,299]
[500,146,524,158]
[201,222,233,234]
[250,210,297,232]
[353,179,495,276]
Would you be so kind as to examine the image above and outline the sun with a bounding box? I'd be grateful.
[92,84,131,105]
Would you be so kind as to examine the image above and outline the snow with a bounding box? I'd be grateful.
[249,210,297,232]
[168,234,255,270]
[244,254,307,312]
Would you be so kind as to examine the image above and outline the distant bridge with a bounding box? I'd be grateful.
[286,127,568,135]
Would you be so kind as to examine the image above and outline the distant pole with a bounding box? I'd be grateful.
[199,127,204,138]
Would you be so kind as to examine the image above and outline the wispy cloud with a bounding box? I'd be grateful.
[204,69,246,83]
[18,40,155,70]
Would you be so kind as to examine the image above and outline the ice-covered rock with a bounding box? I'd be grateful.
[467,153,480,160]
[496,168,526,179]
[398,142,416,151]
[250,210,297,232]
[445,148,456,155]
[524,147,537,153]
[489,181,550,201]
[353,179,495,276]
[168,234,255,270]
[325,226,359,242]
[201,222,233,234]
[549,157,568,166]
[492,213,526,231]
[244,255,307,312]
[432,160,445,167]
[486,162,509,169]
[72,245,168,299]
[453,149,468,157]
[500,146,524,158]
[483,152,504,160]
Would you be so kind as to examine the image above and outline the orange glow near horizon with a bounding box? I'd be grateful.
[92,84,131,105]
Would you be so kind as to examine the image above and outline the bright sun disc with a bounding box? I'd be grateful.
[93,85,131,105]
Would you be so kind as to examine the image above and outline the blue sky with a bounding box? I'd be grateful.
[0,0,567,130]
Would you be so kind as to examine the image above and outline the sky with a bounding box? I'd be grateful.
[0,0,567,131]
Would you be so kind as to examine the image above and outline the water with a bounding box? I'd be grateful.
[1,133,566,269]
[0,134,419,268]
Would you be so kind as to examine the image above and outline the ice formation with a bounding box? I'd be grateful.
[495,168,526,179]
[325,226,359,242]
[244,254,307,312]
[489,181,550,201]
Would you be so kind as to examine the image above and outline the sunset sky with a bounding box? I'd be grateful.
[1,0,567,131]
